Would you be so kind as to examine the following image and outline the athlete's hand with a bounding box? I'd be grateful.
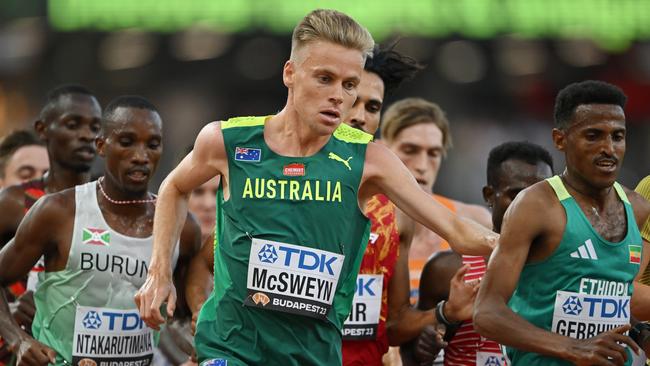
[135,269,176,330]
[10,337,56,366]
[414,324,445,365]
[12,291,36,333]
[445,264,480,323]
[568,324,638,366]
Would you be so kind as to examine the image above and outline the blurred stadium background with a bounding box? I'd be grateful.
[0,0,649,203]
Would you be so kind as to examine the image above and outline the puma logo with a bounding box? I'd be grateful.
[328,152,352,170]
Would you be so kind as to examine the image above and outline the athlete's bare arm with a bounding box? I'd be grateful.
[360,142,496,256]
[185,231,215,334]
[474,183,638,365]
[0,186,27,247]
[0,192,74,365]
[136,122,227,329]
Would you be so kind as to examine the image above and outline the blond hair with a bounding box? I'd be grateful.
[381,98,453,156]
[291,9,374,61]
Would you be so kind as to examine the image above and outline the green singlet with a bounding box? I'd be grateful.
[506,176,642,365]
[195,116,372,366]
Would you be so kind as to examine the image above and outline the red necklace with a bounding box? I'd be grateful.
[97,177,156,205]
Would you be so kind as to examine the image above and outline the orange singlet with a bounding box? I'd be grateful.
[408,194,456,304]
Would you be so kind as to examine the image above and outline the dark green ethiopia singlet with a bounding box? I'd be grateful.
[506,176,642,365]
[195,116,372,366]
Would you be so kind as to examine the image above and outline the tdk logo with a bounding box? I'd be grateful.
[355,277,376,296]
[258,244,278,264]
[562,296,629,319]
[82,311,102,329]
[278,246,338,276]
[82,310,145,331]
[484,356,502,366]
[562,296,583,315]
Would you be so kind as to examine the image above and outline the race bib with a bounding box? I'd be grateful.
[551,290,630,339]
[73,306,154,366]
[245,238,344,320]
[342,274,383,340]
[476,351,507,366]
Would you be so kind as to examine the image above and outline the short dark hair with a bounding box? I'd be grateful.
[40,84,95,121]
[365,43,424,96]
[487,141,554,187]
[554,80,627,129]
[0,130,44,178]
[101,95,159,135]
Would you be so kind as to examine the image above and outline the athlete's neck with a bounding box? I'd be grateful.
[560,170,613,209]
[98,175,153,213]
[266,108,332,157]
[43,164,92,194]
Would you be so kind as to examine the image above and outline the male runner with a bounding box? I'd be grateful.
[408,141,553,365]
[0,96,201,365]
[0,130,48,189]
[342,45,479,366]
[379,98,492,303]
[474,80,650,365]
[0,85,101,363]
[135,9,496,366]
[183,45,480,366]
[0,85,100,248]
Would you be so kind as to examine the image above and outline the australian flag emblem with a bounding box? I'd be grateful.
[235,147,261,162]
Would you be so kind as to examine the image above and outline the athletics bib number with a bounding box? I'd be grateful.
[342,274,383,340]
[551,290,630,339]
[245,238,344,320]
[73,306,154,366]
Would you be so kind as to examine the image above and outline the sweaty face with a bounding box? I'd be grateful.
[556,104,625,190]
[1,145,49,187]
[386,123,444,192]
[345,70,384,135]
[285,40,365,136]
[486,159,553,233]
[188,176,220,239]
[99,107,162,194]
[44,94,102,172]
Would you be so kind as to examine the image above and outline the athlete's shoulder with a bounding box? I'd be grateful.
[24,187,75,224]
[621,184,650,227]
[635,175,650,199]
[332,123,373,144]
[0,184,27,210]
[221,116,268,130]
[194,121,227,161]
[508,179,558,216]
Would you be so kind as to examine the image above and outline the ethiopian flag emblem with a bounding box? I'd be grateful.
[82,228,110,246]
[629,245,642,264]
